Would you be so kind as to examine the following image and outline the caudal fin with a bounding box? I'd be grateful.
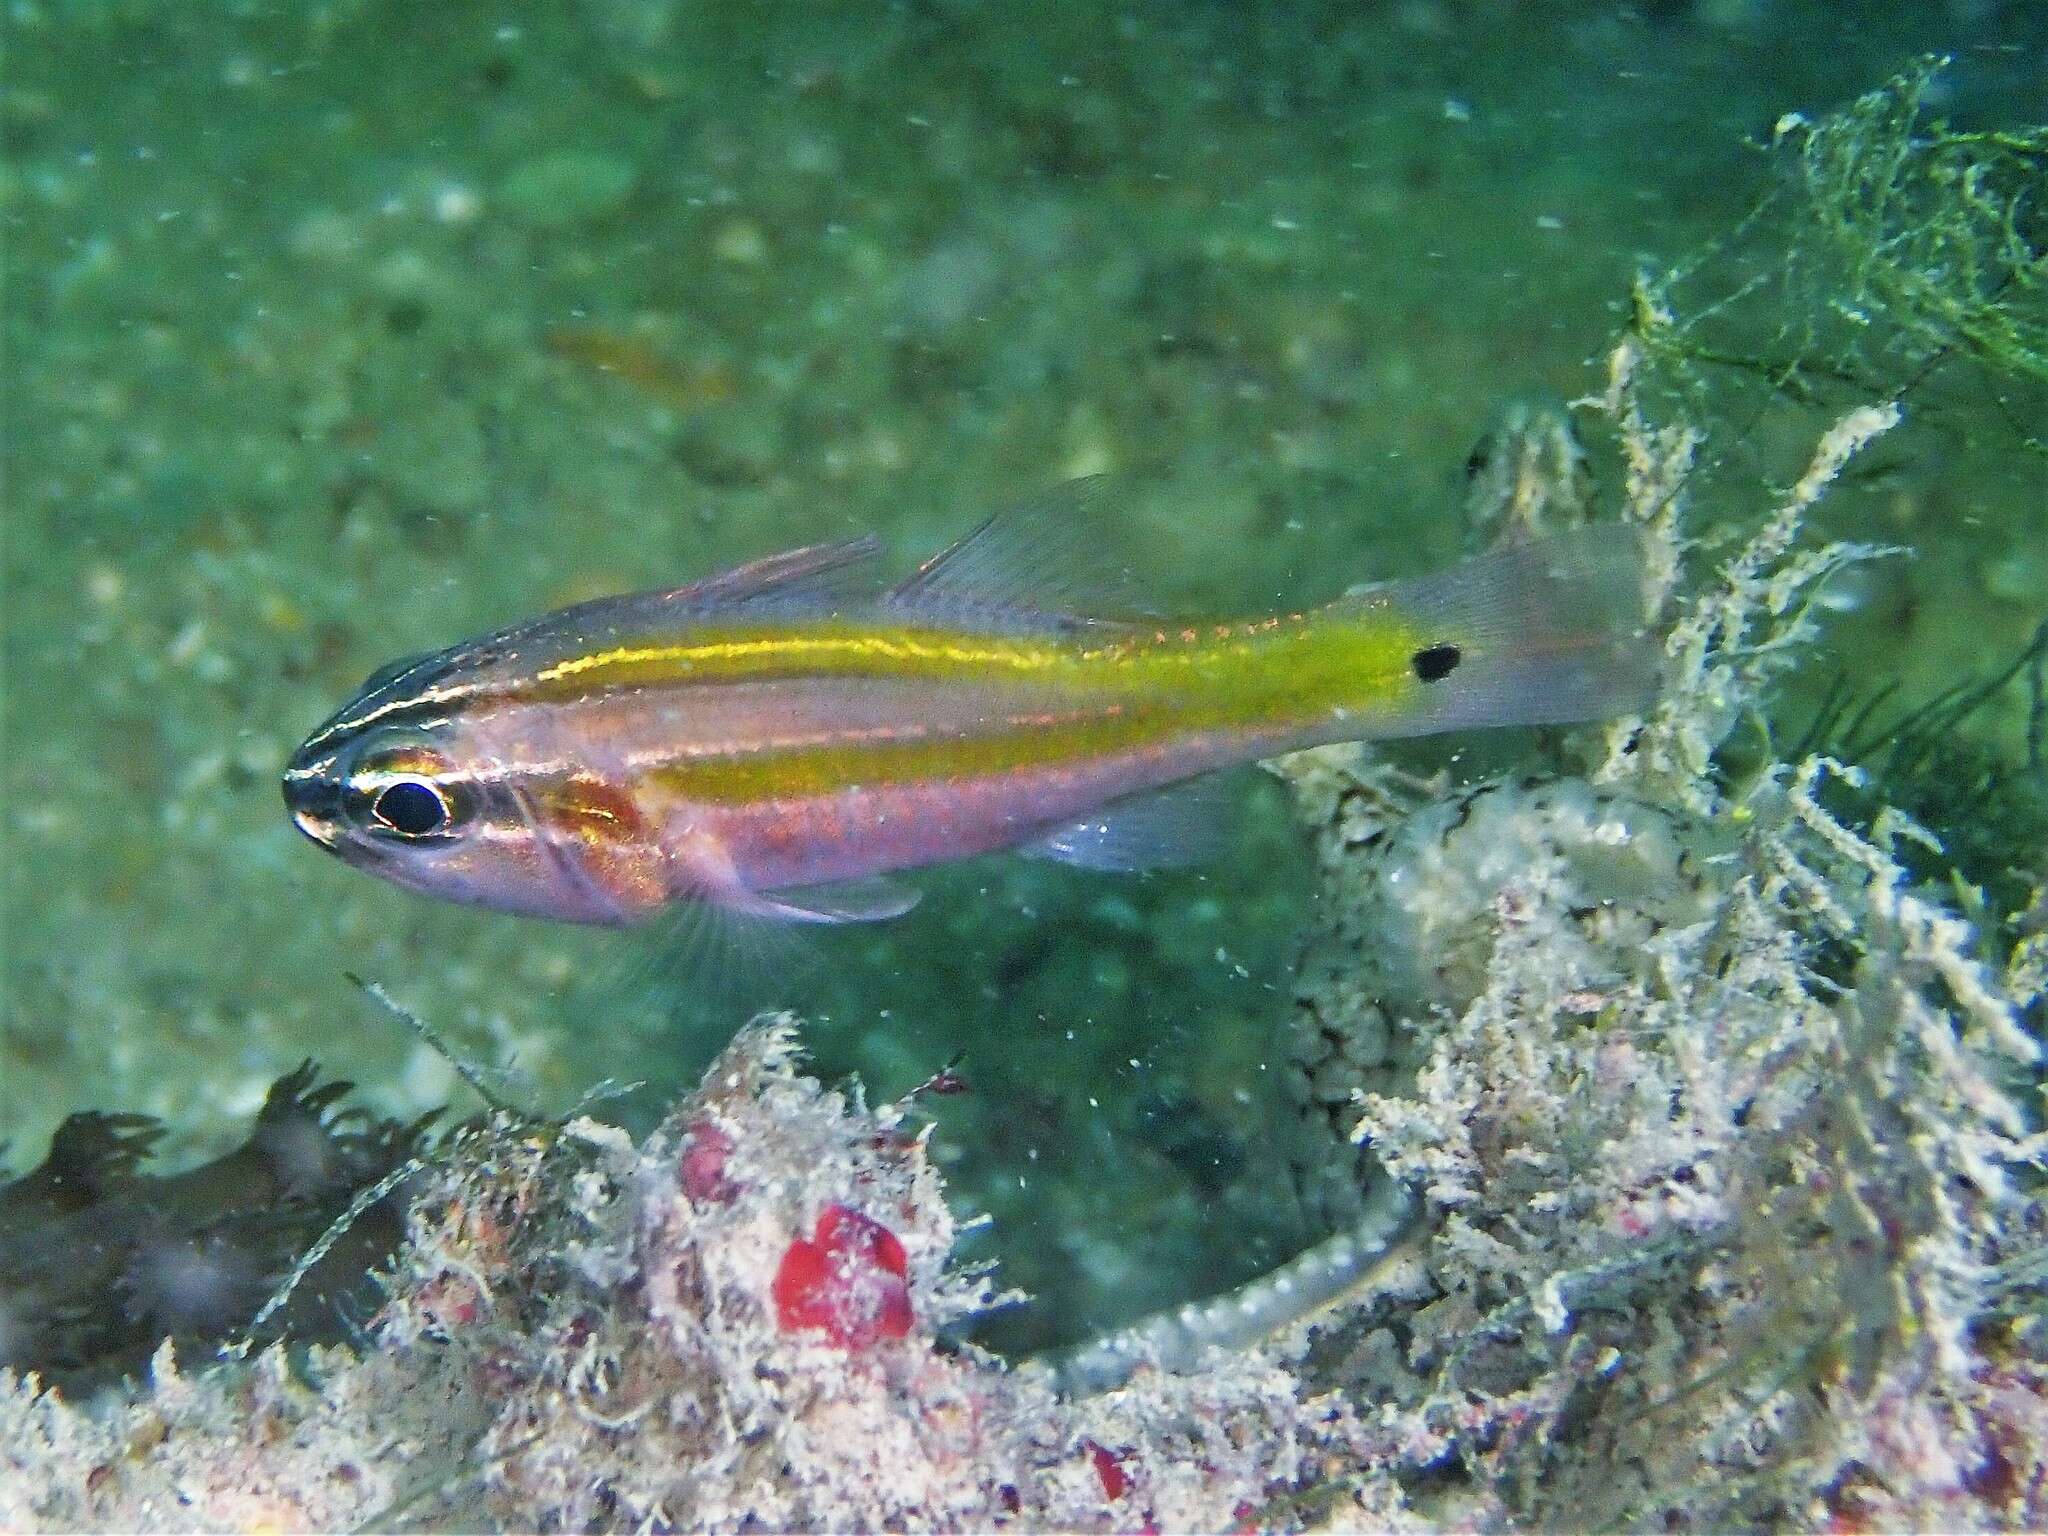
[1345,526,1659,738]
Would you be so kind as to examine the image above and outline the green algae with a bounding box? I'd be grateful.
[1786,621,2048,947]
[1638,57,2048,432]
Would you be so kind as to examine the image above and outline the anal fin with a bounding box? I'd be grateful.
[1023,774,1235,872]
[755,874,923,924]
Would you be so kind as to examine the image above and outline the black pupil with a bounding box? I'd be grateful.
[375,780,447,836]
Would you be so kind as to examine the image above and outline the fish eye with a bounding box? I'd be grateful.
[371,779,451,837]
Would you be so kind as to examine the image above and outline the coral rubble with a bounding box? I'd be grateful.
[2,1022,1339,1532]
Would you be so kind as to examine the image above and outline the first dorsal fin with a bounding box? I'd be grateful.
[453,535,884,689]
[885,477,1149,633]
[674,535,883,612]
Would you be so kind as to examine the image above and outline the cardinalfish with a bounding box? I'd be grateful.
[283,482,1654,927]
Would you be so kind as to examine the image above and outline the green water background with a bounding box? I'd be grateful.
[5,0,2043,1352]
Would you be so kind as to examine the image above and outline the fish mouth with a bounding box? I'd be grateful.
[282,755,343,848]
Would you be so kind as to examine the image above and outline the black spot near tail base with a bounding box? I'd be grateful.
[1412,643,1462,683]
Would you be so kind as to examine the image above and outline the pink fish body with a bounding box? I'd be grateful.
[284,483,1651,926]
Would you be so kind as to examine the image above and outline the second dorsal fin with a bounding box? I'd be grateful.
[885,477,1149,633]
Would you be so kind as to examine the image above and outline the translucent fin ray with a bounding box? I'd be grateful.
[885,476,1148,633]
[1343,525,1657,737]
[1023,774,1235,872]
[455,536,884,689]
[755,874,923,923]
[593,894,818,1030]
[672,535,885,613]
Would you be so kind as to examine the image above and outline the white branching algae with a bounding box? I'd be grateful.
[1262,336,2046,1530]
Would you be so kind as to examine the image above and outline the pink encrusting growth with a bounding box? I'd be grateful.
[678,1119,738,1205]
[283,481,1654,931]
[772,1203,914,1349]
[1085,1438,1133,1501]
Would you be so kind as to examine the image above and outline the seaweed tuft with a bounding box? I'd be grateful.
[1637,57,2048,440]
[0,1063,432,1389]
[1785,621,2048,938]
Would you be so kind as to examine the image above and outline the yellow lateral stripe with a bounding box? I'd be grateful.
[533,626,1075,690]
[521,609,1423,707]
[629,611,1428,803]
[649,708,1155,802]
